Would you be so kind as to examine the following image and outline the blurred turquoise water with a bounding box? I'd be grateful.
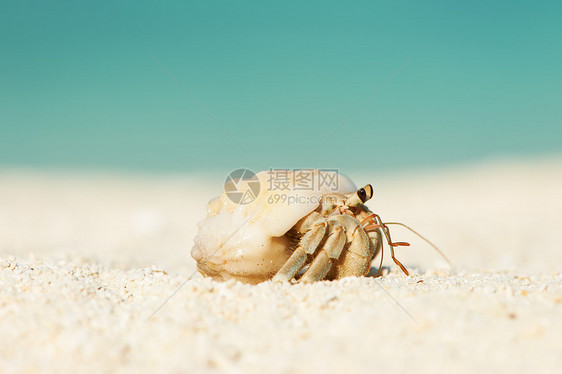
[1,1,561,174]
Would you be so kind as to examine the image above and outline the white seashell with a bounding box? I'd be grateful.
[191,170,357,283]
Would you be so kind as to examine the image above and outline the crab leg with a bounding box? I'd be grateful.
[300,221,346,283]
[361,213,410,275]
[272,214,327,282]
[329,214,379,279]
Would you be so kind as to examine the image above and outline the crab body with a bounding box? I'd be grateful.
[191,170,390,284]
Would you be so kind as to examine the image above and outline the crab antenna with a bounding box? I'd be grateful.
[384,222,452,267]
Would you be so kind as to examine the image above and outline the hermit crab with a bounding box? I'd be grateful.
[191,169,448,284]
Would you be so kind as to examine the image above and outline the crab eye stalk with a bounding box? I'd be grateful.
[360,184,373,202]
[346,184,373,206]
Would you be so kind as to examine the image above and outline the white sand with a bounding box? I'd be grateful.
[1,158,561,373]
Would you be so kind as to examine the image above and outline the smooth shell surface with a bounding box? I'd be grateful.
[191,170,356,283]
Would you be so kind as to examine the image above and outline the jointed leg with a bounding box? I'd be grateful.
[272,215,327,282]
[330,215,377,279]
[300,221,346,283]
[361,213,410,276]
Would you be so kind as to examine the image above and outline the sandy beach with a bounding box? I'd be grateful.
[1,158,561,373]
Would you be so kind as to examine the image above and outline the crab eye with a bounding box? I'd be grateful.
[358,184,373,203]
[357,188,366,202]
[345,184,373,207]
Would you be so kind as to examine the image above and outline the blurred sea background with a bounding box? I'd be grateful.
[1,1,561,175]
[2,5,562,372]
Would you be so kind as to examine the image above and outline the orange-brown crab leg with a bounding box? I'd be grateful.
[361,213,410,276]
